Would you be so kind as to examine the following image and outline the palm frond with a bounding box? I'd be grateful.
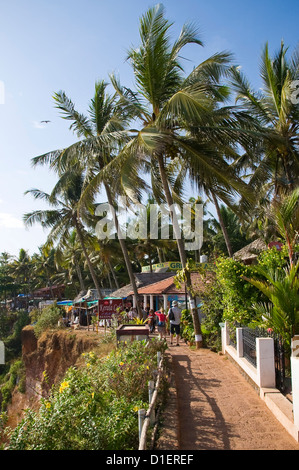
[53,91,93,138]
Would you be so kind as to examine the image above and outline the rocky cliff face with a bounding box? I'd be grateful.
[5,326,102,432]
[21,326,101,398]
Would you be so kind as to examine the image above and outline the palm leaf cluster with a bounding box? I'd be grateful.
[22,4,298,339]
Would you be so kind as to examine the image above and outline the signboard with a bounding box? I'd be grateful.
[98,299,123,320]
[141,261,210,273]
[268,241,283,251]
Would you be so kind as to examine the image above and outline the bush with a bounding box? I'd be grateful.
[216,257,262,325]
[6,338,169,450]
[0,359,26,411]
[180,309,195,344]
[200,280,224,352]
[33,303,63,338]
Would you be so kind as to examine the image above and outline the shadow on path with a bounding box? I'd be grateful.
[172,353,235,450]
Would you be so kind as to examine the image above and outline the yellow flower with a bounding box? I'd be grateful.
[86,363,91,368]
[45,402,51,410]
[91,392,95,399]
[133,406,139,412]
[59,381,69,393]
[119,362,124,366]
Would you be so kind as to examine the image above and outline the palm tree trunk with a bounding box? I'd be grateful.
[105,183,142,318]
[157,154,202,348]
[108,258,120,290]
[211,192,233,257]
[75,221,103,299]
[75,261,86,291]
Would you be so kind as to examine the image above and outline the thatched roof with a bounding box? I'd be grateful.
[233,238,267,262]
[73,289,100,303]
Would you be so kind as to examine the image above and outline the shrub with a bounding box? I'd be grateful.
[216,257,262,325]
[6,338,168,450]
[200,280,224,352]
[0,359,25,411]
[33,303,63,338]
[180,309,195,344]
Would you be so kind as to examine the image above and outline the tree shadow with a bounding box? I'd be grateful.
[172,353,239,450]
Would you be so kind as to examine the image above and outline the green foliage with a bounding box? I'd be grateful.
[6,339,168,450]
[180,309,195,344]
[216,257,261,325]
[1,310,30,362]
[33,303,63,338]
[200,280,224,351]
[0,359,26,411]
[257,244,289,271]
[244,260,299,348]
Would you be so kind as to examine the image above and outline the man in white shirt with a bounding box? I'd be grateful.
[167,300,182,346]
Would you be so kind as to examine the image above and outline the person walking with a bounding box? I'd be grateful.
[148,309,155,333]
[155,307,167,340]
[167,300,182,346]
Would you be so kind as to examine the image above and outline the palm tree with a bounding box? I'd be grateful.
[230,41,299,199]
[31,245,56,297]
[210,204,251,255]
[24,171,103,297]
[244,261,299,348]
[268,186,299,267]
[54,231,87,293]
[103,4,253,346]
[10,249,32,309]
[32,81,144,316]
[0,252,14,307]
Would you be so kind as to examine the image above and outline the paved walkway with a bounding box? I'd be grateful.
[157,340,299,450]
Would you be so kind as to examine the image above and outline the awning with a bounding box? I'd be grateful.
[57,300,73,306]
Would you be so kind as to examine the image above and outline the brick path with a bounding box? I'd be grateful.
[157,340,299,450]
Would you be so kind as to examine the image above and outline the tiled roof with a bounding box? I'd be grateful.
[128,272,213,295]
[110,272,174,298]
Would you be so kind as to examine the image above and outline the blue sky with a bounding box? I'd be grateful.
[0,0,298,256]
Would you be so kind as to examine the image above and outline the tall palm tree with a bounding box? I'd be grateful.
[230,41,299,199]
[24,171,103,297]
[31,245,56,296]
[32,81,144,316]
[210,204,251,255]
[268,186,299,267]
[54,231,87,293]
[10,249,32,308]
[101,4,253,346]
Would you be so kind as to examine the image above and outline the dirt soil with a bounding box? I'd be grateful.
[3,326,107,436]
[157,339,299,451]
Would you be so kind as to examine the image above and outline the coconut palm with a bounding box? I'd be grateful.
[31,80,146,316]
[100,4,254,346]
[31,245,56,296]
[230,41,299,199]
[244,261,299,348]
[10,249,33,308]
[54,231,87,293]
[23,171,103,297]
[268,186,299,266]
[210,204,251,255]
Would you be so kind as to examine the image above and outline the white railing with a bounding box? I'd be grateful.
[138,352,164,450]
[221,322,299,442]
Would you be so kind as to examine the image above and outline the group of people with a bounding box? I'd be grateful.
[147,300,182,346]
